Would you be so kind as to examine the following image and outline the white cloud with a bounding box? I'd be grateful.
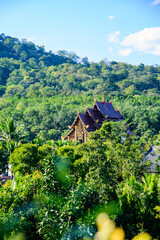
[118,48,132,56]
[108,46,113,53]
[108,31,120,43]
[147,45,160,55]
[152,0,160,5]
[121,27,160,55]
[108,15,115,20]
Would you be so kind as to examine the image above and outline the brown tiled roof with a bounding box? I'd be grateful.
[86,108,104,123]
[79,113,97,131]
[64,112,97,139]
[94,101,120,119]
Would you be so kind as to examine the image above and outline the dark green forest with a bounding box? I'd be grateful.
[0,34,160,240]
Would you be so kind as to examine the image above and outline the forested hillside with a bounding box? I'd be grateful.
[0,34,160,141]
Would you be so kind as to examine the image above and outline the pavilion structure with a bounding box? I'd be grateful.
[64,100,123,143]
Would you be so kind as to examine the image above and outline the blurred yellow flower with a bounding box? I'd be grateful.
[109,227,125,240]
[132,232,152,240]
[94,212,152,240]
[95,213,115,240]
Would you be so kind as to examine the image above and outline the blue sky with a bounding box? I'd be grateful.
[1,0,160,65]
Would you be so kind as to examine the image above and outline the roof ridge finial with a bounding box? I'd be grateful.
[102,96,105,103]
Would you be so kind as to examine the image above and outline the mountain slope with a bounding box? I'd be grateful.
[0,34,160,140]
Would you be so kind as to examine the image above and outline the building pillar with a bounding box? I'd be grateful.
[84,130,87,143]
[75,125,77,143]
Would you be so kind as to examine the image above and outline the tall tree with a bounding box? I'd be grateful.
[0,118,27,154]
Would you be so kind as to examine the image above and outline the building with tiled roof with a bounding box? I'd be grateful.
[144,146,160,173]
[64,100,123,143]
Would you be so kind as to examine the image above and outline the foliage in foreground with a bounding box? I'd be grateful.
[0,121,159,239]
